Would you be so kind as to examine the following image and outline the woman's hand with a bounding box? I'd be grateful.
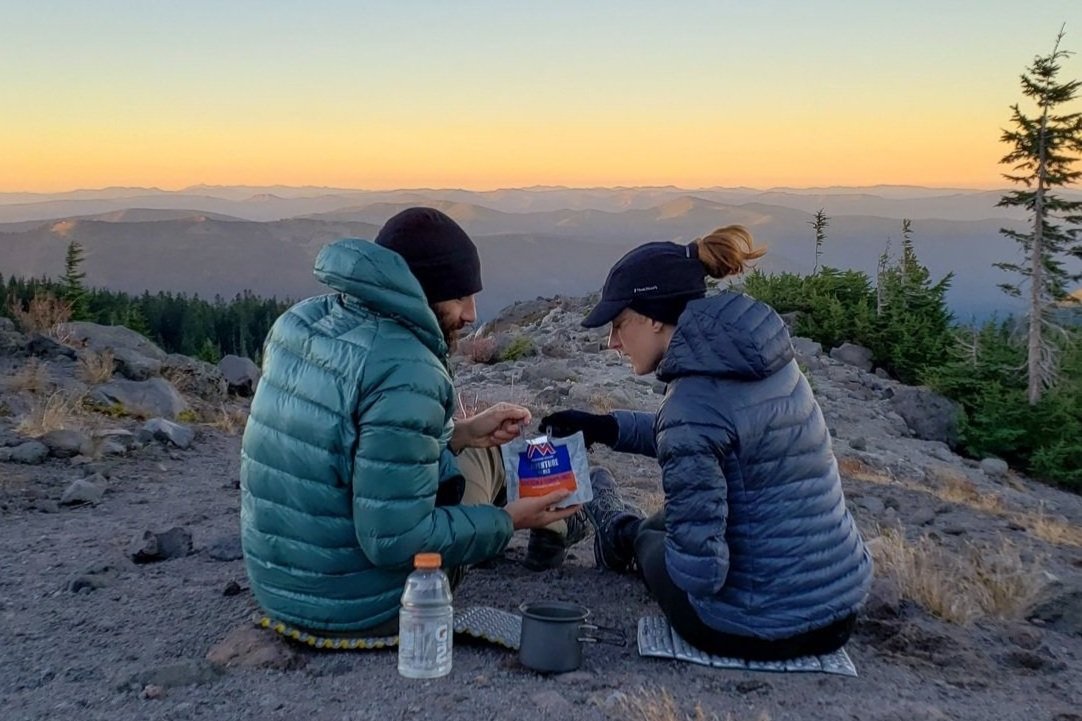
[539,409,618,449]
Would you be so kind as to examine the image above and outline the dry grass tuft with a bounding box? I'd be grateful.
[927,465,1005,515]
[204,404,250,436]
[15,390,85,436]
[837,455,894,485]
[1021,505,1082,547]
[617,688,768,721]
[870,527,1047,624]
[77,349,114,385]
[455,391,493,420]
[7,291,72,336]
[6,359,50,393]
[641,490,666,516]
[590,391,617,415]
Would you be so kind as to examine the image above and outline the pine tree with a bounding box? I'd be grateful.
[871,221,954,383]
[810,209,829,274]
[996,26,1082,404]
[61,241,90,321]
[876,237,893,315]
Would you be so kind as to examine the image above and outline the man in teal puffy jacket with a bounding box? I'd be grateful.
[240,207,583,635]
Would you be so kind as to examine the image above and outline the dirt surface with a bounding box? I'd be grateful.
[2,427,1081,721]
[3,308,1082,720]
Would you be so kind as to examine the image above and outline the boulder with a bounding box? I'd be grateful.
[162,354,228,401]
[94,428,138,453]
[488,297,561,332]
[790,337,823,359]
[6,441,49,465]
[141,418,195,449]
[829,342,874,372]
[980,457,1010,479]
[1029,589,1082,637]
[60,477,106,506]
[64,321,167,361]
[219,355,261,397]
[129,527,194,563]
[0,325,27,355]
[888,386,961,447]
[26,334,76,360]
[40,429,91,458]
[110,346,162,382]
[88,377,187,419]
[779,311,801,329]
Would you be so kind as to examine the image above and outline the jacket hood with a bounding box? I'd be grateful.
[314,238,446,358]
[656,291,794,382]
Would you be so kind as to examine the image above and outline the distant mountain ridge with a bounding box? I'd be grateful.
[2,185,1080,320]
[5,184,1080,222]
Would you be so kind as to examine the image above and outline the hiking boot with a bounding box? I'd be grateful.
[523,507,590,571]
[583,467,643,573]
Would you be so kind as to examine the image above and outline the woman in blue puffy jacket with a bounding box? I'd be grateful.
[541,226,872,660]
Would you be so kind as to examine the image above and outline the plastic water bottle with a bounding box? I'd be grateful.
[397,552,453,679]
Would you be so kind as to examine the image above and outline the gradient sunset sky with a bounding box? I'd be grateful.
[3,0,1079,192]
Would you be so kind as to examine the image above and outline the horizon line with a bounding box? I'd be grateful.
[0,181,1016,196]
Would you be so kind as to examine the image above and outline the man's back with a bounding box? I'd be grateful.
[240,238,512,633]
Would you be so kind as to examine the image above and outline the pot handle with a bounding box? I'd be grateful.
[578,623,627,647]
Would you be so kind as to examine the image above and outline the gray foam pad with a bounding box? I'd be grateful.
[637,616,857,677]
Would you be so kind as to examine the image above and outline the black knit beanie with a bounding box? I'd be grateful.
[375,207,483,303]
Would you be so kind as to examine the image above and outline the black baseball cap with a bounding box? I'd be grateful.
[581,241,707,328]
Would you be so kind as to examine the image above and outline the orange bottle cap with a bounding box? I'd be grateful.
[414,553,442,569]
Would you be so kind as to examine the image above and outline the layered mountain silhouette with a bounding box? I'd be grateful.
[3,186,1080,320]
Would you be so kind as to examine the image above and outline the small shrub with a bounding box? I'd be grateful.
[7,291,72,336]
[89,401,129,418]
[176,409,200,424]
[498,336,535,362]
[457,335,498,364]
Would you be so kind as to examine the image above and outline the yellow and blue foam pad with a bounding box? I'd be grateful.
[251,606,522,652]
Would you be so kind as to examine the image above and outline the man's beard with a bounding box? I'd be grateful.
[431,305,463,353]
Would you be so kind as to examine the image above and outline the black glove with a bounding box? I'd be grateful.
[436,474,465,507]
[539,410,618,449]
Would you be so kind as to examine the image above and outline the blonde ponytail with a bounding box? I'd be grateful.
[694,225,766,279]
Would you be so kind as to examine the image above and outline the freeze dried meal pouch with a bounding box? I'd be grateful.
[502,433,593,509]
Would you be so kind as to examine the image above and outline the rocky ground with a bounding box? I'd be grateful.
[1,300,1081,721]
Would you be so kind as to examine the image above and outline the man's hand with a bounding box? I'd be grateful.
[451,402,532,452]
[504,490,581,530]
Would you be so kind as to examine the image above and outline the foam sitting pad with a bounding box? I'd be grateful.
[253,606,523,652]
[636,616,858,677]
